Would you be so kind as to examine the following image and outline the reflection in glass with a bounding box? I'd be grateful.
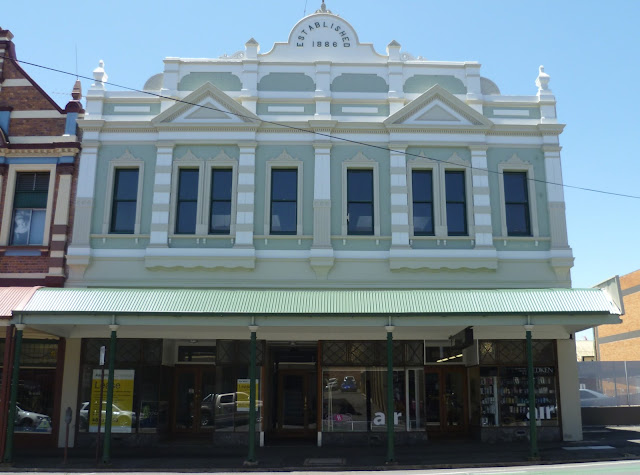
[13,368,56,433]
[322,368,423,432]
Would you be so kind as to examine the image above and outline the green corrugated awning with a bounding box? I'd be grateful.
[15,287,621,316]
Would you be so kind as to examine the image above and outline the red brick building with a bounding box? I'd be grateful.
[0,27,81,457]
[0,27,82,287]
[595,270,640,360]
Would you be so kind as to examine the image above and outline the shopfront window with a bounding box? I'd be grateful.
[0,339,59,434]
[477,340,558,427]
[78,339,164,434]
[321,368,423,432]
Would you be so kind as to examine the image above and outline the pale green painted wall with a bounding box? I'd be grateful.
[403,75,466,95]
[169,238,234,249]
[76,256,568,289]
[487,148,550,249]
[410,240,474,250]
[330,103,390,116]
[256,103,316,115]
[254,238,313,251]
[257,73,315,92]
[253,145,315,245]
[173,145,240,161]
[484,107,541,119]
[92,145,157,244]
[330,74,389,93]
[91,238,150,249]
[330,145,391,250]
[103,103,161,115]
[406,147,471,164]
[177,73,242,91]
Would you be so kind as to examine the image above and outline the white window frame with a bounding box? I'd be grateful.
[264,150,303,236]
[498,154,539,238]
[407,154,440,238]
[0,164,56,246]
[204,151,238,236]
[102,150,145,235]
[440,153,474,238]
[342,152,380,237]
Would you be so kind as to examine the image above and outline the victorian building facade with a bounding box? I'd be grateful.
[0,27,82,459]
[1,4,622,463]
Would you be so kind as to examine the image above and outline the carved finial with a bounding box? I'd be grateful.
[64,79,84,113]
[71,79,82,101]
[535,65,551,93]
[316,1,331,13]
[92,59,108,90]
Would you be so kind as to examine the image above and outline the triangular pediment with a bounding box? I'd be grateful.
[152,82,259,125]
[384,84,493,128]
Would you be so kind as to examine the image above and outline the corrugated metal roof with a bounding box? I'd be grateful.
[0,287,39,319]
[16,287,621,316]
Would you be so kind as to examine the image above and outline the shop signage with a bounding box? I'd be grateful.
[295,20,352,48]
[236,379,259,412]
[89,369,135,433]
[372,411,402,426]
[449,327,473,350]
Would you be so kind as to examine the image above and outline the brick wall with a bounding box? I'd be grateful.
[0,34,81,287]
[597,269,640,360]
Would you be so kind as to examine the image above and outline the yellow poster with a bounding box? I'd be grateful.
[89,369,135,433]
[236,379,259,412]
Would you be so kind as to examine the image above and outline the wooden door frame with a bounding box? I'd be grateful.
[424,365,469,435]
[275,369,317,437]
[171,365,214,435]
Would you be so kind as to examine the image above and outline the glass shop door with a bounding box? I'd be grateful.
[173,366,216,434]
[276,369,317,437]
[424,366,468,435]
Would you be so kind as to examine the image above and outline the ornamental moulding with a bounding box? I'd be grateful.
[269,149,298,163]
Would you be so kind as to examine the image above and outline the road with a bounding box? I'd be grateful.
[3,461,640,475]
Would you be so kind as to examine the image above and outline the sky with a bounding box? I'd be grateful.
[2,1,639,324]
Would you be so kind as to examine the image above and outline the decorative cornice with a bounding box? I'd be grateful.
[2,147,80,157]
[113,149,142,162]
[269,149,299,163]
[347,151,374,163]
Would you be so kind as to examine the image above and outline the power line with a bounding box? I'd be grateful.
[5,54,640,201]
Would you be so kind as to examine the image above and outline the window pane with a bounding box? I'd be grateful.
[348,202,373,234]
[504,172,528,203]
[445,171,465,202]
[114,170,139,200]
[446,203,467,235]
[506,204,530,235]
[210,201,231,233]
[13,191,48,208]
[28,209,46,245]
[413,203,433,235]
[112,202,136,233]
[11,209,31,245]
[176,202,197,234]
[14,173,50,207]
[178,169,199,201]
[271,170,297,201]
[212,169,232,201]
[347,170,373,202]
[271,202,297,234]
[412,170,432,203]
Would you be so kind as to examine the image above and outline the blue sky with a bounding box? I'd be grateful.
[3,1,639,299]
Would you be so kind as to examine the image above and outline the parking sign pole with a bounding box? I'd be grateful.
[2,323,24,464]
[102,325,118,465]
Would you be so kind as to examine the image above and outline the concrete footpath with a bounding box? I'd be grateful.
[2,426,640,472]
